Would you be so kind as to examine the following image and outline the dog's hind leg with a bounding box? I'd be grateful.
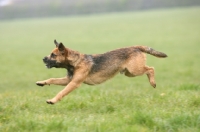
[124,65,156,88]
[145,66,156,88]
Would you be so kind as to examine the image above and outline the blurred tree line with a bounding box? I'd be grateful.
[0,0,200,20]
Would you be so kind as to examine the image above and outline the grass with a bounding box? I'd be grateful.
[0,7,200,132]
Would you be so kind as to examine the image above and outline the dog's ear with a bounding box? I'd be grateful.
[58,43,65,52]
[54,39,59,47]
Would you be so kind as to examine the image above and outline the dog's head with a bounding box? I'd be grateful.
[43,40,69,69]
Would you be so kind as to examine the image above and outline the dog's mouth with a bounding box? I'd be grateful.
[44,61,54,69]
[45,63,52,69]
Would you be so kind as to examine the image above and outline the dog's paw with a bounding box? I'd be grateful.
[152,83,156,88]
[36,81,46,87]
[46,99,56,105]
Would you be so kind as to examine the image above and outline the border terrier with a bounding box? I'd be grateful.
[36,40,167,104]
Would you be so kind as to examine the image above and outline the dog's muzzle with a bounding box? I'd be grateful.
[43,57,57,69]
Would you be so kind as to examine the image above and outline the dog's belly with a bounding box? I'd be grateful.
[83,70,120,85]
[83,76,110,85]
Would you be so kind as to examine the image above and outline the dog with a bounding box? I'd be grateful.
[36,40,167,104]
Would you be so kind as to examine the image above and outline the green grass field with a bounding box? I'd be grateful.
[0,7,200,132]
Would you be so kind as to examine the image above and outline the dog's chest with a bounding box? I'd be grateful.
[66,65,74,78]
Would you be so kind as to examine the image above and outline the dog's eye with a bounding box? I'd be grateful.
[51,53,57,58]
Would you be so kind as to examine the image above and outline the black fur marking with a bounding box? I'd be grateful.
[90,55,108,73]
[66,64,74,78]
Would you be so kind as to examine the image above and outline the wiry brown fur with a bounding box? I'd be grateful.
[36,40,167,104]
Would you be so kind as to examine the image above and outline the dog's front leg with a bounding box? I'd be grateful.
[46,70,87,104]
[46,80,82,104]
[36,76,71,86]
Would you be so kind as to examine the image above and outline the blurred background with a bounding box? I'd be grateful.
[1,0,200,20]
[1,1,200,131]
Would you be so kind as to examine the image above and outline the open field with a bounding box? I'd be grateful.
[0,7,200,132]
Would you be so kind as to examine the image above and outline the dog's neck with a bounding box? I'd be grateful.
[67,49,82,67]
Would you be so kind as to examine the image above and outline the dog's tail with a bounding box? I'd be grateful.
[136,46,167,58]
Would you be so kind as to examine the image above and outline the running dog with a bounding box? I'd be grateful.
[36,40,167,104]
